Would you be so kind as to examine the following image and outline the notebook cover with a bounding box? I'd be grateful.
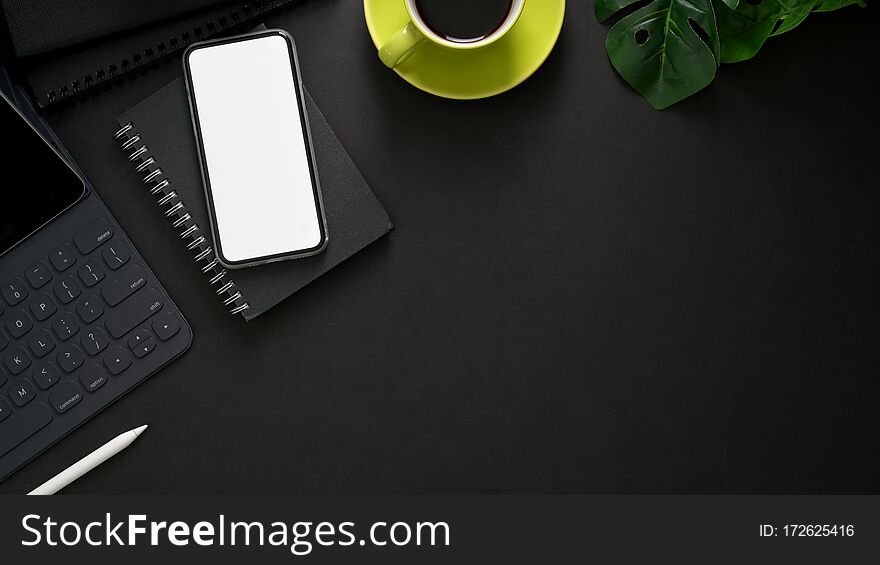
[9,0,299,107]
[1,0,226,57]
[115,77,393,320]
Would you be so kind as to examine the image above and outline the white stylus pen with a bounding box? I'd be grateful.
[28,424,148,495]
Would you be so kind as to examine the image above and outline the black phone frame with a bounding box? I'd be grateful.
[182,29,328,269]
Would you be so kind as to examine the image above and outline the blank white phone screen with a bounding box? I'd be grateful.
[187,34,322,264]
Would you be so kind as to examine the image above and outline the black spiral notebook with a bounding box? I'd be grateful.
[113,77,393,320]
[1,0,300,107]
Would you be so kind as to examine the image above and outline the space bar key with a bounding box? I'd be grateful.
[0,402,52,458]
[105,289,164,338]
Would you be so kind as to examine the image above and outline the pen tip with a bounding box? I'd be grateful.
[133,424,148,437]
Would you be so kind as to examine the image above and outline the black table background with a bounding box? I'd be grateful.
[2,1,878,494]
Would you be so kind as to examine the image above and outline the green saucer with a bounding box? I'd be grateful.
[364,0,565,100]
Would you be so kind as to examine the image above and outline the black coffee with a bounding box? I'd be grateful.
[414,0,514,43]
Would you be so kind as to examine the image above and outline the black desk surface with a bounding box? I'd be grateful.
[2,1,878,494]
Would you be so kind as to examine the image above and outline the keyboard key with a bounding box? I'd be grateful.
[101,264,147,305]
[32,361,61,390]
[132,338,156,359]
[0,397,10,423]
[81,328,109,356]
[56,344,84,373]
[74,218,113,254]
[79,363,110,392]
[28,329,56,358]
[105,289,163,338]
[53,276,82,304]
[25,261,53,288]
[29,293,57,321]
[49,381,83,414]
[102,241,130,270]
[0,330,7,351]
[4,346,31,375]
[8,378,36,407]
[103,347,132,375]
[52,313,80,340]
[76,295,104,323]
[49,243,77,271]
[79,364,108,392]
[77,259,106,287]
[153,312,181,341]
[0,401,52,457]
[2,278,28,306]
[6,309,33,338]
[0,370,6,387]
[127,329,152,349]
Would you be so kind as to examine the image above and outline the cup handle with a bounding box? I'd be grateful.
[378,21,427,69]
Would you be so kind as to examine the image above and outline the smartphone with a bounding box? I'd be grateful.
[183,29,327,269]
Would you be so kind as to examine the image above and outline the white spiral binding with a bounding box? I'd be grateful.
[114,121,250,317]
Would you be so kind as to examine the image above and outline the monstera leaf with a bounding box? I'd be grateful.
[813,0,865,10]
[596,0,866,109]
[716,0,865,62]
[771,0,817,36]
[596,0,721,110]
[716,0,787,63]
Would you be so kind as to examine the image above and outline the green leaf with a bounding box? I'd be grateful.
[595,0,866,110]
[771,0,816,35]
[603,0,721,109]
[716,0,786,63]
[813,0,865,11]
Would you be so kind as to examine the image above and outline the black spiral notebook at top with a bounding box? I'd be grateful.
[1,0,301,107]
[113,77,393,320]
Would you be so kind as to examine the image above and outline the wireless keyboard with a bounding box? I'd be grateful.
[0,196,192,483]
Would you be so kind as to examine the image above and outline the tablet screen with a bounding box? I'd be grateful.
[0,93,86,257]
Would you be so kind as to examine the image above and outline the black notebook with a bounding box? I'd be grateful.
[1,0,300,107]
[113,77,393,321]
